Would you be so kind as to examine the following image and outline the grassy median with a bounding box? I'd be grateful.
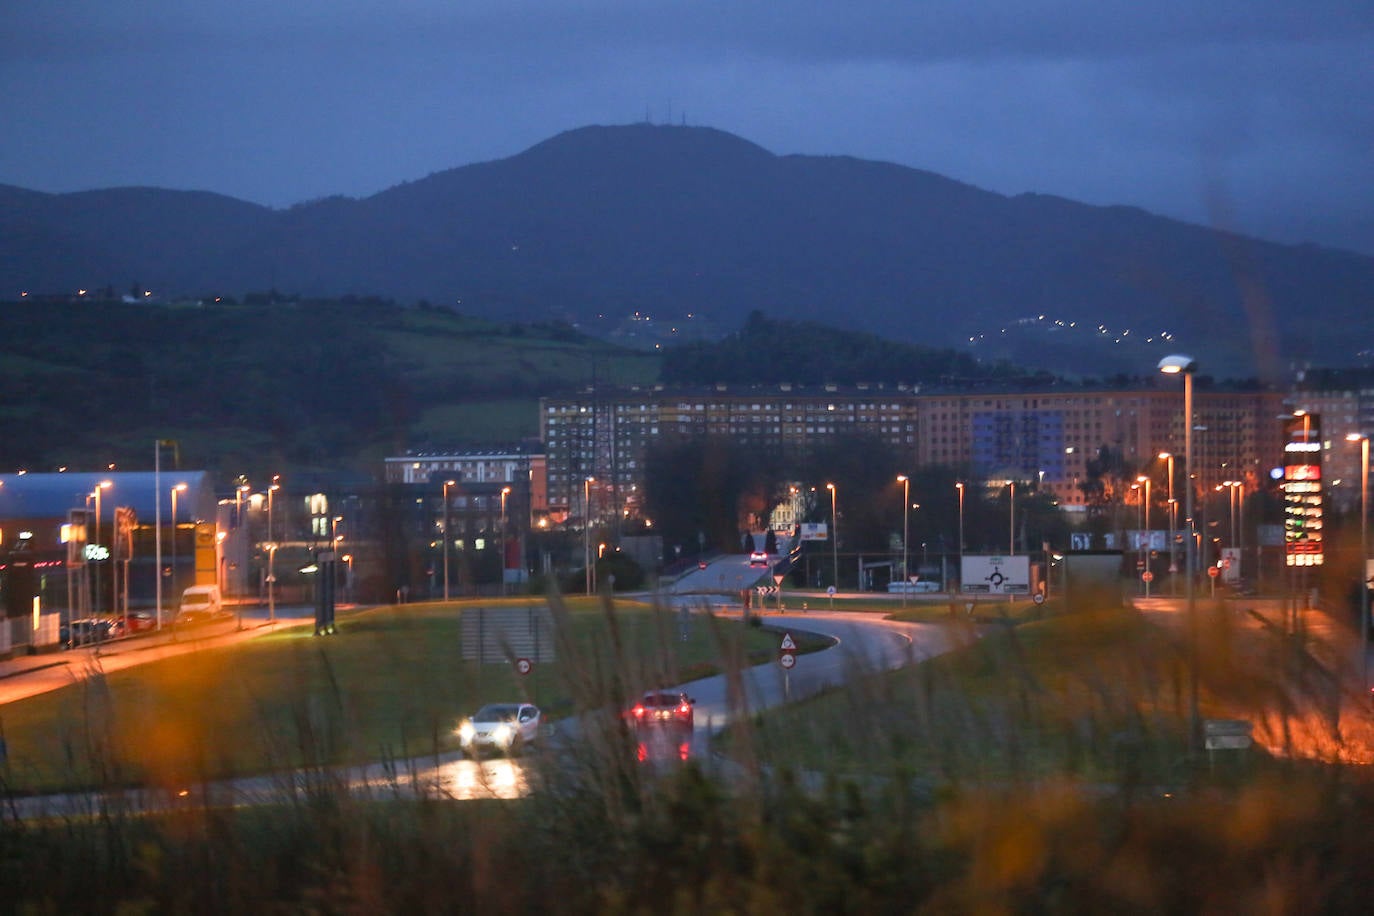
[0,594,828,794]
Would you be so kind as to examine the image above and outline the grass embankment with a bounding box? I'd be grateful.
[7,600,1374,912]
[0,595,827,794]
[742,601,1374,786]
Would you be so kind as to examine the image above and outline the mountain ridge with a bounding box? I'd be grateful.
[3,123,1372,378]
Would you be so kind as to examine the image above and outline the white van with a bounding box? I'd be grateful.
[178,585,223,623]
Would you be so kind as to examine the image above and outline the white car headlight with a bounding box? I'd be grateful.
[493,724,512,745]
[458,721,475,742]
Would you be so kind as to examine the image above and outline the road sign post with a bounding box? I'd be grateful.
[779,631,797,701]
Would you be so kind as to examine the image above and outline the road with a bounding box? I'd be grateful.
[1,600,971,817]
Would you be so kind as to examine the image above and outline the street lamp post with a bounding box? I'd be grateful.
[1159,354,1199,747]
[170,483,187,609]
[584,477,595,595]
[500,486,511,596]
[92,480,111,616]
[955,482,965,588]
[267,480,279,622]
[1160,452,1177,581]
[1348,433,1370,688]
[827,483,838,608]
[1008,480,1016,555]
[442,479,455,601]
[897,475,909,608]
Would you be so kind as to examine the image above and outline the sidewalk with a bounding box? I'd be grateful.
[0,613,314,706]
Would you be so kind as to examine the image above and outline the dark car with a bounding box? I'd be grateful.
[60,618,110,649]
[629,691,696,731]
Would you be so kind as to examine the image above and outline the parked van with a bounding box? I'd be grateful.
[178,585,224,623]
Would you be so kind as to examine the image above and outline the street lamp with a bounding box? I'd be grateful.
[1348,433,1370,688]
[1159,452,1177,576]
[897,475,910,608]
[170,483,187,606]
[827,483,838,606]
[956,477,967,549]
[267,479,280,619]
[92,480,111,615]
[1008,480,1016,555]
[442,479,456,601]
[584,476,595,595]
[500,485,512,596]
[1159,353,1199,747]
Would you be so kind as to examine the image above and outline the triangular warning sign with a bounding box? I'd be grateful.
[780,633,797,651]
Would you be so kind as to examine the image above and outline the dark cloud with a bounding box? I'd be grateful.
[3,1,1371,253]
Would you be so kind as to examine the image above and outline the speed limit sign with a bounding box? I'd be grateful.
[514,657,533,676]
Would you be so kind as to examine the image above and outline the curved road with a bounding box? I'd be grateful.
[4,607,973,817]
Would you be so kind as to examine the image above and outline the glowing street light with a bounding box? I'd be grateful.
[826,483,838,606]
[267,478,280,620]
[897,475,910,608]
[584,477,596,595]
[1159,353,1199,747]
[1008,480,1016,555]
[92,480,111,615]
[500,485,512,596]
[170,483,187,606]
[443,480,456,601]
[1159,451,1177,577]
[1348,433,1370,688]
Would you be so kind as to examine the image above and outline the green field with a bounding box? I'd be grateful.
[0,596,828,793]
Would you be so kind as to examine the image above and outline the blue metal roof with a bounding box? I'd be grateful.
[0,471,214,524]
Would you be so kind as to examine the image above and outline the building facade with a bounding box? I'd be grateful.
[1288,368,1374,511]
[541,383,1288,518]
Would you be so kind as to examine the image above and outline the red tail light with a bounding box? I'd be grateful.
[676,703,691,716]
[632,705,645,718]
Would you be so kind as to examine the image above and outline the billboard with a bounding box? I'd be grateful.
[960,554,1031,594]
[799,522,829,541]
[1282,413,1323,567]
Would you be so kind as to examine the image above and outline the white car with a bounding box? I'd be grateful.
[457,702,541,756]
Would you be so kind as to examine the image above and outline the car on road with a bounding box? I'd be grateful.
[127,611,158,633]
[748,551,769,568]
[628,690,696,731]
[457,703,542,756]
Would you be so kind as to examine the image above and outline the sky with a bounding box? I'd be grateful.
[5,1,1373,255]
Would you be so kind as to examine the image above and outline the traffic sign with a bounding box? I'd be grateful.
[514,657,533,676]
[779,652,796,669]
[1208,566,1221,578]
[1142,571,1154,582]
[780,632,797,651]
[827,586,837,596]
[1032,593,1045,605]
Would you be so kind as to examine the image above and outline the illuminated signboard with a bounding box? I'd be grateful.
[1282,413,1323,567]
